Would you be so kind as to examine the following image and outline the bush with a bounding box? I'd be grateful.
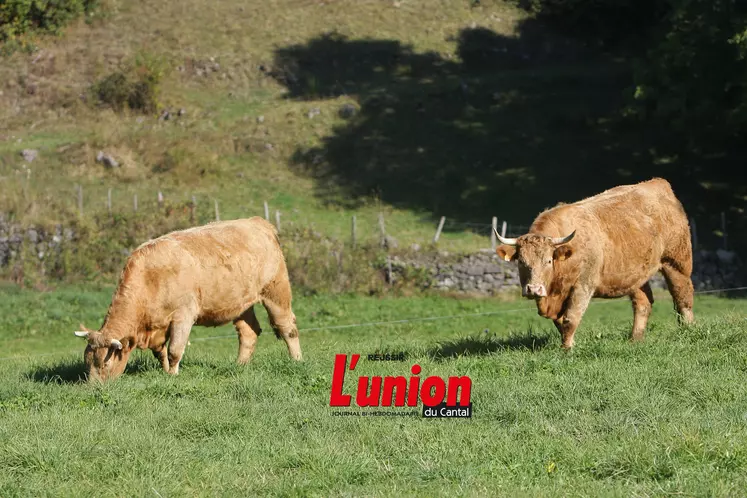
[92,51,168,114]
[630,0,747,143]
[0,0,100,44]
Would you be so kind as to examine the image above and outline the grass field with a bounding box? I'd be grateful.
[1,285,746,496]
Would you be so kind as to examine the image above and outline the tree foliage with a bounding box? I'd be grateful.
[632,0,747,145]
[517,0,747,147]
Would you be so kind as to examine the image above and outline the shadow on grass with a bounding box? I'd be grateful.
[429,328,553,361]
[26,351,166,384]
[28,360,86,384]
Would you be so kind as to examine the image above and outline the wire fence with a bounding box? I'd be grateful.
[4,175,737,254]
[1,285,746,364]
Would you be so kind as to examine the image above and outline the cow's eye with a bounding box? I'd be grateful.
[547,259,552,265]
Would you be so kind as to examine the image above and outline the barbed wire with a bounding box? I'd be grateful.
[1,286,745,363]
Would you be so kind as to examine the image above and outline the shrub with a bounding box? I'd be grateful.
[92,51,169,114]
[0,0,100,45]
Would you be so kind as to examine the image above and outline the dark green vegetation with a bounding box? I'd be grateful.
[0,0,102,52]
[1,287,746,495]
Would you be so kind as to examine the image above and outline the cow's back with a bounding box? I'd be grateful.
[130,217,285,327]
[533,178,691,296]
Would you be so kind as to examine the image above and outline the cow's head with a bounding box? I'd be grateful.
[494,228,575,299]
[73,325,131,382]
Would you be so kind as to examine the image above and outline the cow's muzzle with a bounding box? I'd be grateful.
[523,284,547,298]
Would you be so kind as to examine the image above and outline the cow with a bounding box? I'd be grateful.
[73,217,302,382]
[494,178,694,349]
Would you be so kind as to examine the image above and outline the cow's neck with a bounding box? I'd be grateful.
[100,290,142,341]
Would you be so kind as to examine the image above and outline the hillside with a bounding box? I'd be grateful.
[0,0,744,259]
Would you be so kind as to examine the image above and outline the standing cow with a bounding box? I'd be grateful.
[74,217,302,382]
[494,178,694,348]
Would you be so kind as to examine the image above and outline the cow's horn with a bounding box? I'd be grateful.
[493,227,517,246]
[109,339,123,350]
[74,330,89,338]
[551,230,576,245]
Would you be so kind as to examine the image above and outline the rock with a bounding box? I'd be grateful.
[159,110,171,121]
[264,143,274,151]
[96,151,119,168]
[256,115,265,123]
[307,107,321,119]
[383,235,398,249]
[716,249,737,264]
[466,265,484,276]
[27,229,39,244]
[178,108,186,117]
[338,103,357,119]
[21,149,38,163]
[410,243,421,252]
[483,263,503,274]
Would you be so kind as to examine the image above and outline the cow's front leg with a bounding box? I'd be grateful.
[556,288,593,349]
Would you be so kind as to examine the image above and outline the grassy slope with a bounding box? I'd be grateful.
[1,0,524,252]
[1,286,746,496]
[3,0,742,255]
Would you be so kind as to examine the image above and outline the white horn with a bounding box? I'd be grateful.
[74,331,89,338]
[551,230,576,245]
[493,227,517,246]
[109,339,123,350]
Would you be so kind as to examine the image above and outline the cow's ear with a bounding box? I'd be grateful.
[553,245,573,261]
[496,245,517,262]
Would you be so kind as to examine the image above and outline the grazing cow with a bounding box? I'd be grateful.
[494,178,694,348]
[74,217,302,382]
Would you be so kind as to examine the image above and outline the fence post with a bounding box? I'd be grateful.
[721,212,728,250]
[378,212,386,247]
[214,199,220,221]
[275,210,281,232]
[351,215,357,248]
[501,221,507,238]
[107,188,112,215]
[264,201,270,221]
[491,217,498,250]
[433,216,446,243]
[158,191,164,209]
[76,184,83,215]
[133,193,138,213]
[689,217,697,250]
[190,195,196,224]
[386,255,393,285]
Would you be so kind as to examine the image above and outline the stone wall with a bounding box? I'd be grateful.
[388,248,745,294]
[0,214,744,294]
[0,216,75,268]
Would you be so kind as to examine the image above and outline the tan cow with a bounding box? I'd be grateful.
[73,217,302,382]
[495,178,694,349]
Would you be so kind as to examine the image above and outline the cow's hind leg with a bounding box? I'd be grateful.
[152,346,170,372]
[630,282,654,341]
[261,273,302,361]
[234,306,262,364]
[661,262,694,325]
[167,319,194,375]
